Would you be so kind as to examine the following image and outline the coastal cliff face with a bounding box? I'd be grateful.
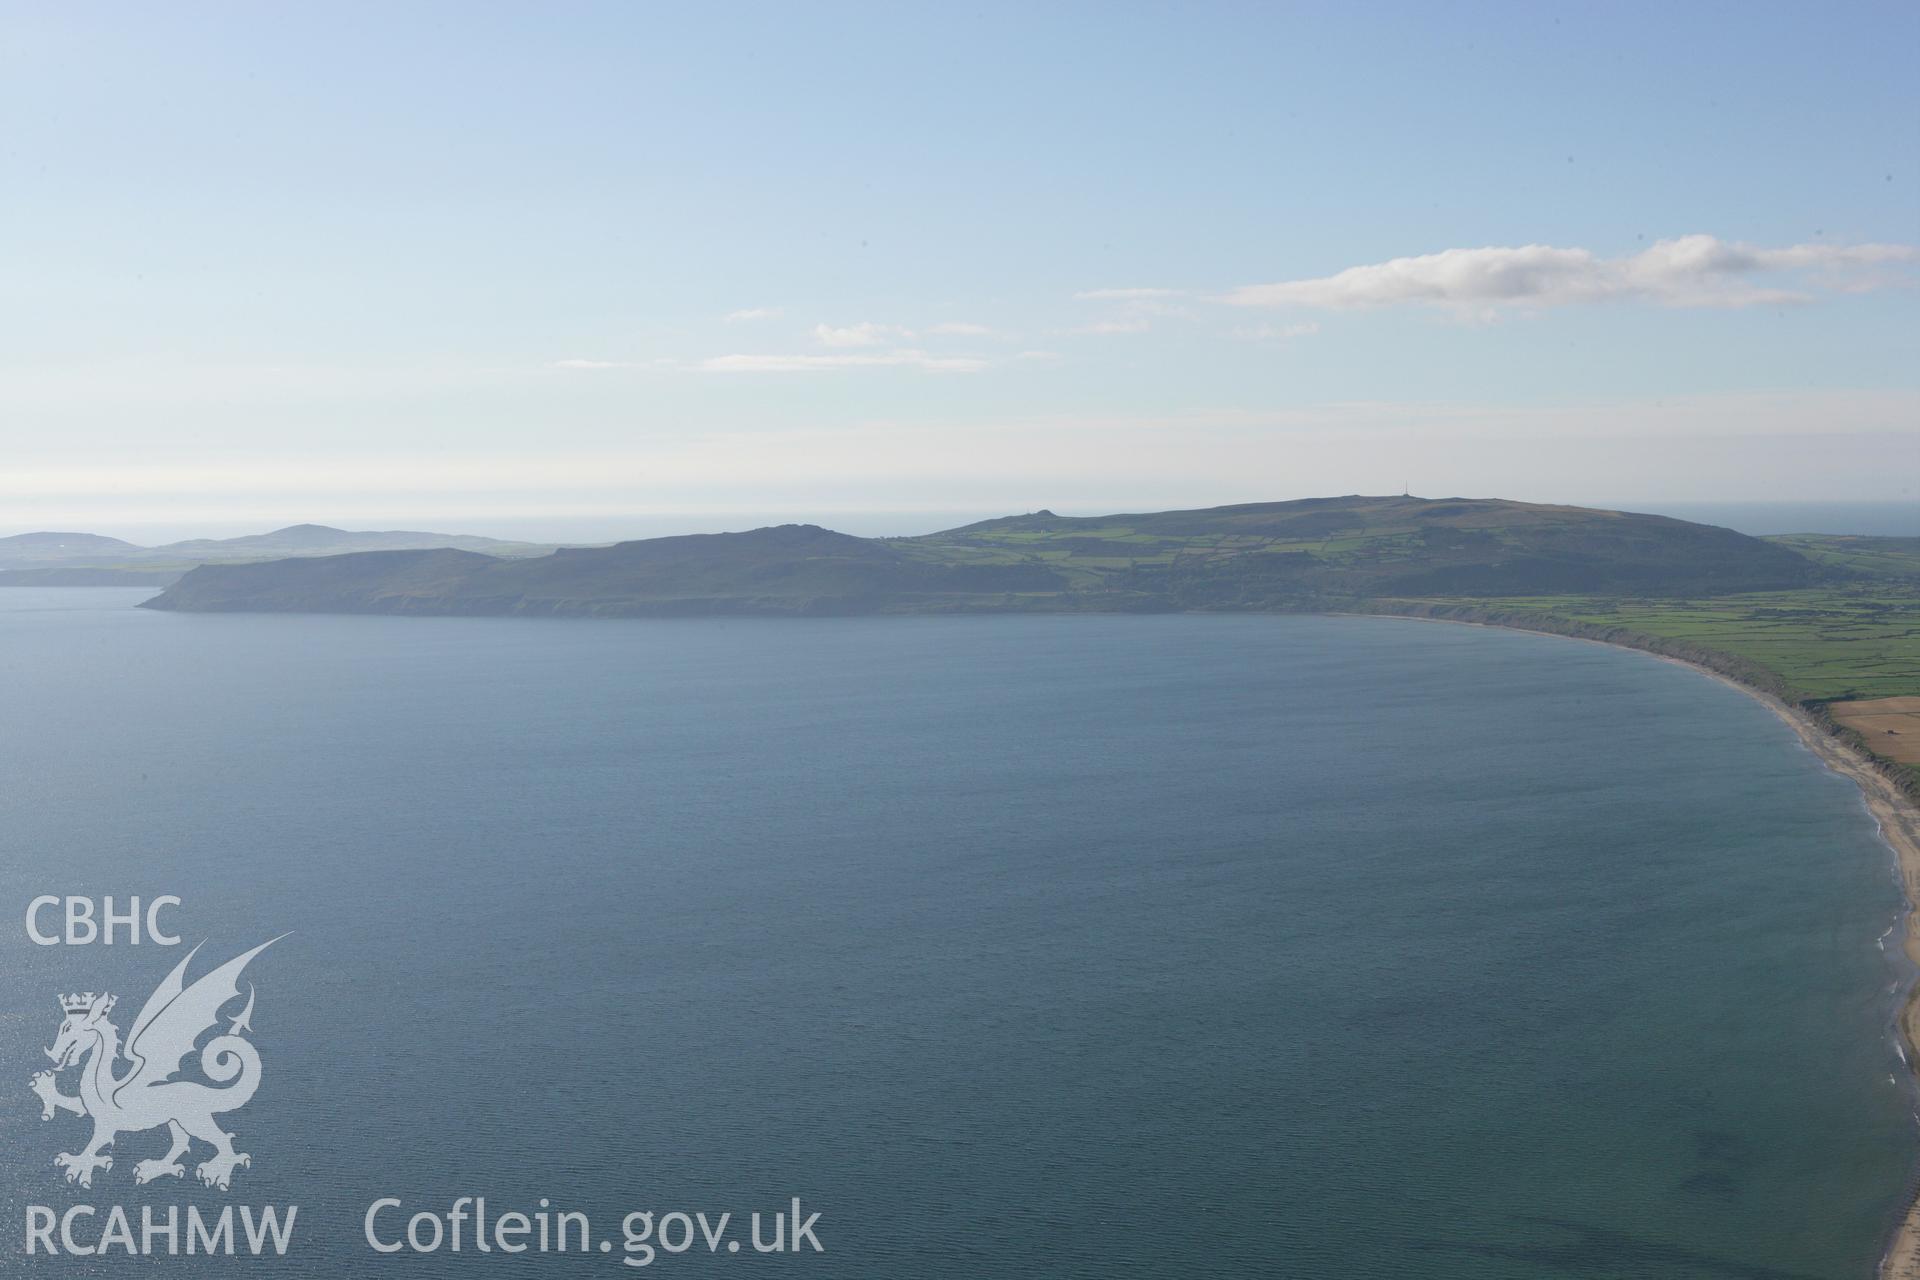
[140,496,1829,619]
[139,548,499,614]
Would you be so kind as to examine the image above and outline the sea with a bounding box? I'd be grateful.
[0,588,1910,1277]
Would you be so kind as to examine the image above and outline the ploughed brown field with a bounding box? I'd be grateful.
[1830,697,1920,766]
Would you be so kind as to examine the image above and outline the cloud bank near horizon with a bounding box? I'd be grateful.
[1221,235,1915,312]
[697,349,987,374]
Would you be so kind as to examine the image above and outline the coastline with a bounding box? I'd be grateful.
[1611,647,1920,1280]
[1365,611,1920,1278]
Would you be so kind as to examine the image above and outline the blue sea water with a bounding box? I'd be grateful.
[0,589,1911,1277]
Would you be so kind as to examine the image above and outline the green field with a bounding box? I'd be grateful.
[1384,588,1920,703]
[1766,533,1920,582]
[911,524,1920,703]
[901,520,1920,703]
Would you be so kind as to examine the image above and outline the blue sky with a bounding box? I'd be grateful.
[2,2,1915,539]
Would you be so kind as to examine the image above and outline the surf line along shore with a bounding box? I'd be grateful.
[1668,662,1920,1280]
[1346,609,1920,1279]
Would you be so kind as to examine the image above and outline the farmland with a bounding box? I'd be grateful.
[1381,588,1920,703]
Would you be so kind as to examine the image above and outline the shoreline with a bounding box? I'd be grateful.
[1595,645,1920,1280]
[1364,611,1920,1278]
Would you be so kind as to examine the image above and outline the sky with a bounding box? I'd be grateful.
[2,1,1916,541]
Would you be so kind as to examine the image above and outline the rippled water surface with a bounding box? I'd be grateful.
[0,590,1910,1276]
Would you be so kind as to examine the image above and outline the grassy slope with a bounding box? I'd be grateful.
[147,526,1070,616]
[899,514,1920,701]
[1766,533,1920,582]
[1376,589,1920,703]
[142,497,1920,707]
[147,496,1831,619]
[1373,537,1920,704]
[900,496,1824,598]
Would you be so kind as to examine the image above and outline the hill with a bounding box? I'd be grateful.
[913,496,1824,602]
[0,531,142,563]
[1765,533,1920,582]
[146,525,1065,615]
[0,523,562,583]
[142,496,1829,617]
[152,524,545,559]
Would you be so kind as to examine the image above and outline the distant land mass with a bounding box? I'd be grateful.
[0,531,144,560]
[149,523,546,558]
[142,496,1835,617]
[131,493,1920,947]
[0,523,562,585]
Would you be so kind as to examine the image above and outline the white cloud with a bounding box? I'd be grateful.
[1232,322,1320,341]
[1071,290,1193,335]
[723,307,781,323]
[699,349,987,374]
[812,321,912,348]
[1015,349,1063,362]
[928,321,995,336]
[1075,287,1185,300]
[1221,235,1917,312]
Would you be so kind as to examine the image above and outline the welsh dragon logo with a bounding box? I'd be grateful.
[29,938,281,1191]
